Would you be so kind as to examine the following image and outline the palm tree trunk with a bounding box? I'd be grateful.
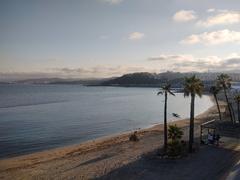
[223,88,234,123]
[164,92,168,153]
[238,101,240,123]
[214,94,222,121]
[189,93,195,153]
[229,103,236,123]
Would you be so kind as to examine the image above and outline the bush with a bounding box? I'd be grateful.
[167,125,184,157]
[168,125,183,141]
[167,141,183,157]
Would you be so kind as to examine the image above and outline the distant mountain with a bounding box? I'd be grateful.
[0,82,11,85]
[2,71,240,87]
[101,71,240,87]
[13,78,112,85]
[101,72,184,87]
[102,73,159,86]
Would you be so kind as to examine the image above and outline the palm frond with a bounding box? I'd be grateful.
[234,94,240,102]
[209,86,221,95]
[158,83,175,96]
[183,75,204,97]
[168,90,175,96]
[216,73,232,90]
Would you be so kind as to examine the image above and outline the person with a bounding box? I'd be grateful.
[215,134,221,146]
[208,133,214,144]
[213,133,216,144]
[129,131,139,142]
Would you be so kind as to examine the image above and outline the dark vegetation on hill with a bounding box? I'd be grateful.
[101,72,184,88]
[100,72,240,88]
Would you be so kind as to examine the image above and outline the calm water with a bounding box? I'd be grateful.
[0,84,214,159]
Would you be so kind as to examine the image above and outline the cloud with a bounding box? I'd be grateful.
[0,65,159,80]
[197,10,240,27]
[173,10,197,22]
[181,29,240,45]
[207,9,215,13]
[99,0,123,5]
[148,54,194,61]
[1,53,240,81]
[52,65,158,78]
[128,32,145,40]
[222,58,240,66]
[147,53,240,73]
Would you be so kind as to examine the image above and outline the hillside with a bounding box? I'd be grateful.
[101,71,240,87]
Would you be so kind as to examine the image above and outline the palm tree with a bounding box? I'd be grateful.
[183,75,204,153]
[217,74,234,123]
[158,83,175,153]
[209,86,222,121]
[229,102,236,122]
[234,94,240,123]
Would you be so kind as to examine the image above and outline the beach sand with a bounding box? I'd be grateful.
[0,99,239,180]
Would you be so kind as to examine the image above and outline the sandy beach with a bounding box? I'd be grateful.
[1,98,236,180]
[2,0,240,179]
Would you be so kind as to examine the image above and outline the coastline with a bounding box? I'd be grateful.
[0,97,219,179]
[0,92,214,160]
[0,95,216,159]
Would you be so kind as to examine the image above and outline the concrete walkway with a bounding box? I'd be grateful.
[99,137,240,180]
[226,160,240,180]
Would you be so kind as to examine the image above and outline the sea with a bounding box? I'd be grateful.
[0,84,214,159]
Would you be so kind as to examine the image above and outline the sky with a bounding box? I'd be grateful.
[0,0,240,79]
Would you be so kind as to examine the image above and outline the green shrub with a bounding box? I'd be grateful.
[167,140,183,157]
[168,124,183,141]
[167,125,184,157]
